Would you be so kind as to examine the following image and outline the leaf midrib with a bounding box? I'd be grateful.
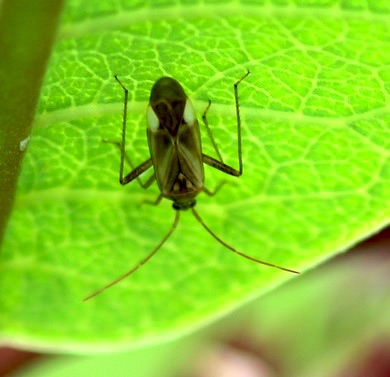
[34,101,390,131]
[58,3,390,40]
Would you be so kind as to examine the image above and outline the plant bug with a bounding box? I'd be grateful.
[84,72,298,301]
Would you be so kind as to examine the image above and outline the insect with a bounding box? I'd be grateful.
[84,72,298,301]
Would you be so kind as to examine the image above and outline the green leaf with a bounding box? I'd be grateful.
[12,241,390,376]
[1,0,389,352]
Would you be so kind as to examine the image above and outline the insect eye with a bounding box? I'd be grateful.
[146,104,160,131]
[183,98,196,126]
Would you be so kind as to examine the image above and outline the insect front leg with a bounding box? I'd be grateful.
[137,193,163,208]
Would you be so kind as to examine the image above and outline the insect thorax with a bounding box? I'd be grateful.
[172,198,197,211]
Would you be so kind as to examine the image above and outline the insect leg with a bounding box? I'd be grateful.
[233,70,250,176]
[202,99,224,163]
[113,75,155,187]
[202,70,250,177]
[202,182,227,197]
[137,193,163,208]
[83,209,180,301]
[202,154,240,177]
[103,139,154,188]
[191,207,299,274]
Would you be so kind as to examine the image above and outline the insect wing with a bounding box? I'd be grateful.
[176,118,204,190]
[147,97,204,198]
[147,123,179,194]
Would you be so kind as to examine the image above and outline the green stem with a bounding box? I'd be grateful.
[0,0,64,247]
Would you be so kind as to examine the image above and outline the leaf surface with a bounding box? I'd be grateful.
[1,0,389,351]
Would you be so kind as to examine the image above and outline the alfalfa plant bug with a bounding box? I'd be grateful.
[84,71,299,301]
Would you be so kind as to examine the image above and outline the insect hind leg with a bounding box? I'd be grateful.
[102,139,155,189]
[201,70,250,177]
[111,75,155,188]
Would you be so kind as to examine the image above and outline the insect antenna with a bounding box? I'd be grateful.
[191,207,299,274]
[83,210,180,301]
